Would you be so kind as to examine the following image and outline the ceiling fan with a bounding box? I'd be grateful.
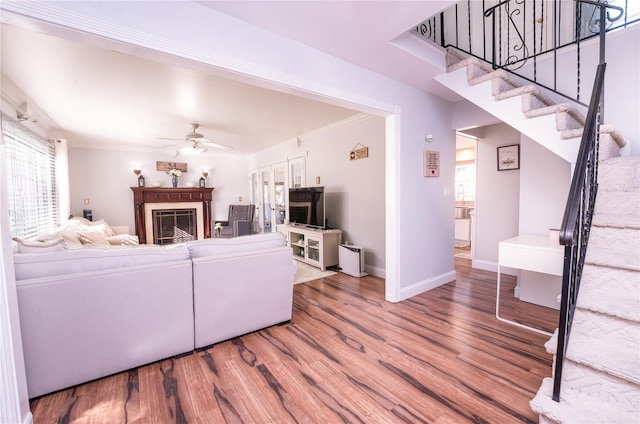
[160,123,233,154]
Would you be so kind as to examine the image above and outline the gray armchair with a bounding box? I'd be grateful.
[218,205,255,238]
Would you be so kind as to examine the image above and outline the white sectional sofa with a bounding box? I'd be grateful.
[14,232,295,398]
[188,234,296,348]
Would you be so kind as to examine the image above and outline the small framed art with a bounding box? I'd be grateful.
[423,150,440,177]
[497,144,520,171]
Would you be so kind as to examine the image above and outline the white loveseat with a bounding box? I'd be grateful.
[14,232,295,398]
[188,234,296,349]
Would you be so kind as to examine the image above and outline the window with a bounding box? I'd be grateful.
[1,113,58,240]
[455,164,476,202]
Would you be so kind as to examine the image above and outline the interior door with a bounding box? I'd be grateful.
[261,167,273,233]
[272,162,287,227]
[249,170,261,233]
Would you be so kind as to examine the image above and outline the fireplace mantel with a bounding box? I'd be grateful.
[131,187,214,244]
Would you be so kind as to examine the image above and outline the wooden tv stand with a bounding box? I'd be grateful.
[277,225,342,271]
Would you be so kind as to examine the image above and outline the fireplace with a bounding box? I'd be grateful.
[131,187,214,244]
[152,208,196,245]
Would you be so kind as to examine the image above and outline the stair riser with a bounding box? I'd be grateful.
[599,133,622,160]
[556,111,583,131]
[595,190,640,216]
[491,76,517,96]
[598,158,640,190]
[560,360,640,413]
[588,226,640,252]
[522,92,549,112]
[538,416,557,424]
[467,62,490,82]
[567,309,640,385]
[571,309,639,347]
[578,265,640,322]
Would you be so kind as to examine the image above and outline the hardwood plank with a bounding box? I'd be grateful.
[30,256,557,423]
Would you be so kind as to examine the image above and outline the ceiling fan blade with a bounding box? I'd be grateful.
[158,123,233,151]
[202,140,234,151]
[161,143,181,149]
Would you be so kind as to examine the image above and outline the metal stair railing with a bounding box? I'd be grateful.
[555,61,605,402]
[418,0,626,403]
[417,0,628,107]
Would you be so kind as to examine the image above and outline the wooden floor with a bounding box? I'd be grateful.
[30,253,559,423]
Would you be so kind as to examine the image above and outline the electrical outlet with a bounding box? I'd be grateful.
[238,196,243,202]
[83,198,90,205]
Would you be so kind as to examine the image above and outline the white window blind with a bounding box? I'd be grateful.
[1,113,58,240]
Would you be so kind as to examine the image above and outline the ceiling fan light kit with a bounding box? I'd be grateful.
[159,122,233,155]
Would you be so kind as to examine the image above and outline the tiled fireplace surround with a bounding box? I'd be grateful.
[131,187,214,244]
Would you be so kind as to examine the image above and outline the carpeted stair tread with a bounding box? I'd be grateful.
[523,102,584,124]
[493,83,537,101]
[444,48,495,77]
[578,264,640,322]
[467,68,508,86]
[560,127,583,140]
[600,124,627,148]
[530,377,640,424]
[566,309,640,384]
[559,126,627,157]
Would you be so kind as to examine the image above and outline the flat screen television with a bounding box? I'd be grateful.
[288,186,325,229]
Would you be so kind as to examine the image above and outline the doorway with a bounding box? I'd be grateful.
[454,133,477,260]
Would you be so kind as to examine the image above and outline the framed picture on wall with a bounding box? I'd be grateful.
[497,144,520,171]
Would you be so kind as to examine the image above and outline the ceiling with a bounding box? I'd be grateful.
[0,1,456,156]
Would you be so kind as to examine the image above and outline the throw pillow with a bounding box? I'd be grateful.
[106,234,139,246]
[66,217,116,237]
[13,237,67,253]
[76,224,111,246]
[173,227,195,244]
[92,219,116,237]
[56,226,84,249]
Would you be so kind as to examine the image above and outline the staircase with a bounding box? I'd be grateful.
[436,48,626,162]
[437,48,640,423]
[530,156,640,423]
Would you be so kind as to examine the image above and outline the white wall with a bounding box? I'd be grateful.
[519,135,571,236]
[473,124,521,271]
[249,115,387,275]
[8,1,456,300]
[68,148,250,231]
[0,9,457,415]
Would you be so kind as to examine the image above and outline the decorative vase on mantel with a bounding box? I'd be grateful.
[171,176,178,188]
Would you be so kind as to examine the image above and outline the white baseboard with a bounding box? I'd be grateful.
[24,412,33,424]
[364,264,385,279]
[471,259,519,276]
[393,269,456,303]
[471,259,497,272]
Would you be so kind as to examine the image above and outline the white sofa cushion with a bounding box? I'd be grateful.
[14,244,190,280]
[13,237,67,253]
[187,232,286,258]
